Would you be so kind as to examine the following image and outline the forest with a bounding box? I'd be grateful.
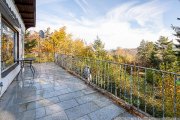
[25,26,179,72]
[25,24,180,117]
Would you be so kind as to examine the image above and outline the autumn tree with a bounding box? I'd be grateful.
[155,36,177,71]
[111,47,136,64]
[92,36,107,59]
[83,45,95,57]
[137,40,155,67]
[72,39,85,56]
[172,18,180,69]
[24,31,37,54]
[51,26,72,54]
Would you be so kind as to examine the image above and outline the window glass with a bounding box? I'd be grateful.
[1,21,15,71]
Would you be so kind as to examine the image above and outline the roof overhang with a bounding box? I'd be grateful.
[14,0,36,29]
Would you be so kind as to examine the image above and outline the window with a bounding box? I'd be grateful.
[1,20,16,71]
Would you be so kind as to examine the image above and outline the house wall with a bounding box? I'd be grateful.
[0,0,25,97]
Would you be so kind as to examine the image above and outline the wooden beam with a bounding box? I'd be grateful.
[15,2,33,6]
[20,11,34,14]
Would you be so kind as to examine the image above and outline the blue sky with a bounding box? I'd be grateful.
[33,0,180,49]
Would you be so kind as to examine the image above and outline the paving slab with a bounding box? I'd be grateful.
[92,96,112,108]
[57,99,79,110]
[88,104,125,120]
[75,115,91,120]
[75,93,102,104]
[35,107,46,119]
[81,88,96,95]
[51,111,69,120]
[45,103,64,115]
[58,91,85,102]
[65,102,100,120]
[114,112,138,120]
[21,109,36,120]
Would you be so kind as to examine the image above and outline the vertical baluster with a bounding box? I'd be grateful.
[83,58,85,77]
[107,62,110,91]
[77,57,79,74]
[144,68,147,113]
[130,66,133,105]
[73,56,74,71]
[89,58,91,83]
[75,57,77,72]
[60,55,61,66]
[115,64,117,96]
[93,59,95,84]
[91,59,93,83]
[173,74,177,118]
[96,60,98,86]
[63,55,64,67]
[119,64,122,98]
[102,61,104,89]
[110,63,113,93]
[61,55,63,67]
[152,70,155,117]
[137,67,140,109]
[70,56,72,70]
[162,72,165,118]
[78,58,80,74]
[62,55,64,67]
[97,60,99,87]
[104,61,106,90]
[100,61,103,88]
[64,55,65,67]
[124,65,127,100]
[72,56,73,71]
[62,55,63,67]
[80,57,82,75]
[96,60,98,85]
[77,57,82,76]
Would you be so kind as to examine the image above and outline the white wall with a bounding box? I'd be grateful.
[5,0,25,32]
[0,0,25,97]
[0,66,20,97]
[0,13,1,79]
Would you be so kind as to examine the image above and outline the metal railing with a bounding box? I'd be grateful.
[55,54,180,118]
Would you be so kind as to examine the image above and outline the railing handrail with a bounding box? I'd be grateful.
[58,54,180,75]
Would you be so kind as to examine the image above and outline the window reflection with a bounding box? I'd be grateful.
[1,22,15,71]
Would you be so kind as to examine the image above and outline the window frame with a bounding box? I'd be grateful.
[1,17,19,77]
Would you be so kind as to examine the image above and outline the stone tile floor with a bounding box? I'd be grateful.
[0,63,139,120]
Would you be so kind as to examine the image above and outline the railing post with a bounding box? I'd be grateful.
[119,64,122,98]
[130,66,133,105]
[162,73,165,118]
[103,61,106,89]
[153,70,155,117]
[100,61,103,88]
[107,62,110,92]
[144,68,147,113]
[137,67,140,109]
[110,63,113,93]
[124,65,127,100]
[115,64,117,96]
[173,74,177,119]
[95,60,98,85]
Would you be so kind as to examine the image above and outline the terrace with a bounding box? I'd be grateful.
[0,62,136,120]
[1,0,179,120]
[0,54,179,120]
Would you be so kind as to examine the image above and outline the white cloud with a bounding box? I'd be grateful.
[37,0,60,6]
[74,0,89,14]
[31,0,173,49]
